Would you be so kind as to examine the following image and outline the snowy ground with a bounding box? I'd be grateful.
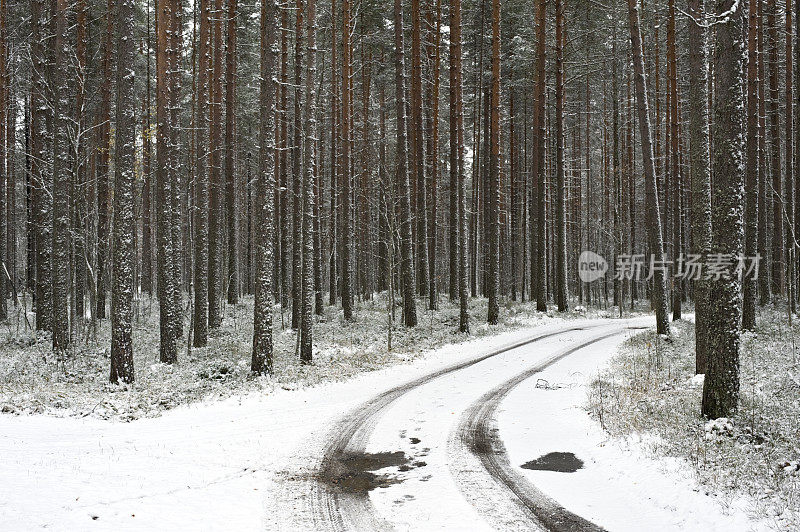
[1,314,771,531]
[588,308,800,530]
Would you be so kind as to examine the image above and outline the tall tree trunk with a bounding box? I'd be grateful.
[394,0,418,327]
[533,0,547,312]
[51,0,71,352]
[291,0,304,329]
[486,0,500,324]
[208,0,223,328]
[157,0,178,363]
[30,0,51,331]
[252,0,277,375]
[625,0,669,335]
[299,0,317,363]
[768,0,783,296]
[702,0,745,419]
[341,0,353,320]
[225,0,239,304]
[668,0,682,320]
[688,0,712,374]
[328,0,338,306]
[96,0,115,321]
[110,0,137,384]
[193,0,211,347]
[743,0,759,330]
[449,0,468,332]
[426,0,441,310]
[757,0,769,305]
[786,0,795,314]
[554,0,567,312]
[142,2,154,297]
[411,0,429,298]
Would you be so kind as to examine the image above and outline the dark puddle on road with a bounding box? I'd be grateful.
[321,451,427,493]
[521,452,584,473]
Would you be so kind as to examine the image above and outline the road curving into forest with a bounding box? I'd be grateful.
[301,318,651,531]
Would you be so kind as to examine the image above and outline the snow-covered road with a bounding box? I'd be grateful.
[1,317,765,531]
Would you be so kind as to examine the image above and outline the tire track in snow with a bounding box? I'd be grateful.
[449,329,628,532]
[308,323,605,531]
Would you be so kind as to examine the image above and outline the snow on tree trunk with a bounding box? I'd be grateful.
[252,0,277,375]
[394,0,418,327]
[702,0,746,419]
[110,0,137,384]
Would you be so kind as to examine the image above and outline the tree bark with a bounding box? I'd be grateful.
[743,0,760,329]
[625,0,669,335]
[702,0,745,419]
[252,0,277,375]
[395,0,418,327]
[110,0,137,384]
[687,0,712,374]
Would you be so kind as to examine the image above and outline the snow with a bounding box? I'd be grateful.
[500,334,766,531]
[0,315,769,530]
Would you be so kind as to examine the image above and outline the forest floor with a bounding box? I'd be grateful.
[0,292,630,421]
[588,306,800,530]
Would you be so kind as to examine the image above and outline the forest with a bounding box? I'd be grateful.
[5,0,800,528]
[0,0,795,420]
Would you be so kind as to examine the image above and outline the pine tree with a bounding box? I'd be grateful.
[252,0,278,375]
[395,0,418,327]
[626,0,669,335]
[299,0,317,363]
[225,0,239,305]
[193,0,211,347]
[743,0,760,330]
[486,0,501,324]
[110,0,137,384]
[533,0,547,311]
[688,0,712,374]
[51,0,71,353]
[554,0,567,313]
[703,0,745,419]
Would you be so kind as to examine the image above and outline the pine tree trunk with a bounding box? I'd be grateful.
[299,0,317,363]
[30,0,51,331]
[110,0,137,384]
[554,0,567,312]
[341,0,354,320]
[703,0,745,419]
[743,0,759,330]
[96,0,115,322]
[394,0,417,327]
[486,0,500,324]
[452,0,468,332]
[411,0,429,298]
[785,0,795,314]
[142,3,154,297]
[291,0,304,329]
[426,0,441,311]
[208,0,224,329]
[225,0,239,305]
[193,0,211,347]
[668,0,682,320]
[252,0,277,375]
[533,0,547,312]
[625,0,669,335]
[156,0,178,363]
[51,0,71,353]
[687,0,712,374]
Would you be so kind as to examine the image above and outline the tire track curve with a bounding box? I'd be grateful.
[308,323,606,531]
[449,329,629,531]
